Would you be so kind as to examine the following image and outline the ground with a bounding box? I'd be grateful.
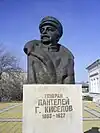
[0,101,100,133]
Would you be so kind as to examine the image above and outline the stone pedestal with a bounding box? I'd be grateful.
[23,84,83,133]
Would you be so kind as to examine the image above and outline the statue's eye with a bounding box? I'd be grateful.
[41,28,44,33]
[47,27,55,32]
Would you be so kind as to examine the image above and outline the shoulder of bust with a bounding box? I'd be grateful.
[24,40,41,50]
[59,44,74,60]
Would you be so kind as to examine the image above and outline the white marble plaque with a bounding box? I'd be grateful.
[23,84,83,133]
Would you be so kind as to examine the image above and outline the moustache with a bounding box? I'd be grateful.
[41,34,50,39]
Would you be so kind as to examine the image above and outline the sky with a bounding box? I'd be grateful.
[0,0,100,82]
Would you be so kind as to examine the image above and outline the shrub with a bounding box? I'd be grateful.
[83,95,93,101]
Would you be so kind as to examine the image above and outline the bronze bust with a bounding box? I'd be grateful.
[24,16,75,84]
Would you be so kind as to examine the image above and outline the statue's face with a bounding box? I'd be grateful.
[40,25,59,45]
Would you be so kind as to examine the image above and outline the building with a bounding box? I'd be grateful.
[86,59,100,94]
[82,82,89,93]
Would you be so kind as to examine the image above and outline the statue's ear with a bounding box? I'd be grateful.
[56,36,60,42]
[56,31,61,42]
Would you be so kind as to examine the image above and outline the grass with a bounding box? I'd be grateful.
[0,101,100,133]
[0,121,100,133]
[84,101,100,112]
[0,104,95,119]
[83,120,100,132]
[0,122,22,133]
[83,101,100,132]
[0,103,17,110]
[0,106,22,118]
[83,110,95,118]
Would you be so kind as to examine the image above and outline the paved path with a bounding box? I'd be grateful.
[0,117,99,122]
[84,106,100,118]
[0,118,22,122]
[0,103,22,114]
[83,117,100,121]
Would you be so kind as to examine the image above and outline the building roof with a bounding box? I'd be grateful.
[86,59,100,70]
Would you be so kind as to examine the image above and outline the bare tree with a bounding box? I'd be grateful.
[0,44,24,101]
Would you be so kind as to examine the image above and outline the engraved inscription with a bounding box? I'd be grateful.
[35,93,73,119]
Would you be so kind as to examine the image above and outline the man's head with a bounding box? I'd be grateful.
[39,16,63,45]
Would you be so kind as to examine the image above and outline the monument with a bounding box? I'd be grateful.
[23,85,83,133]
[23,16,82,133]
[23,16,75,84]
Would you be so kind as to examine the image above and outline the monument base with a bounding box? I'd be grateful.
[23,84,83,133]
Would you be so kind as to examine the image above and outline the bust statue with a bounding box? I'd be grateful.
[23,16,75,84]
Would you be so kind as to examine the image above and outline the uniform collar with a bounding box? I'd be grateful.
[41,43,60,52]
[48,45,59,52]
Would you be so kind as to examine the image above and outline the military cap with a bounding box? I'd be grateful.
[39,16,63,38]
